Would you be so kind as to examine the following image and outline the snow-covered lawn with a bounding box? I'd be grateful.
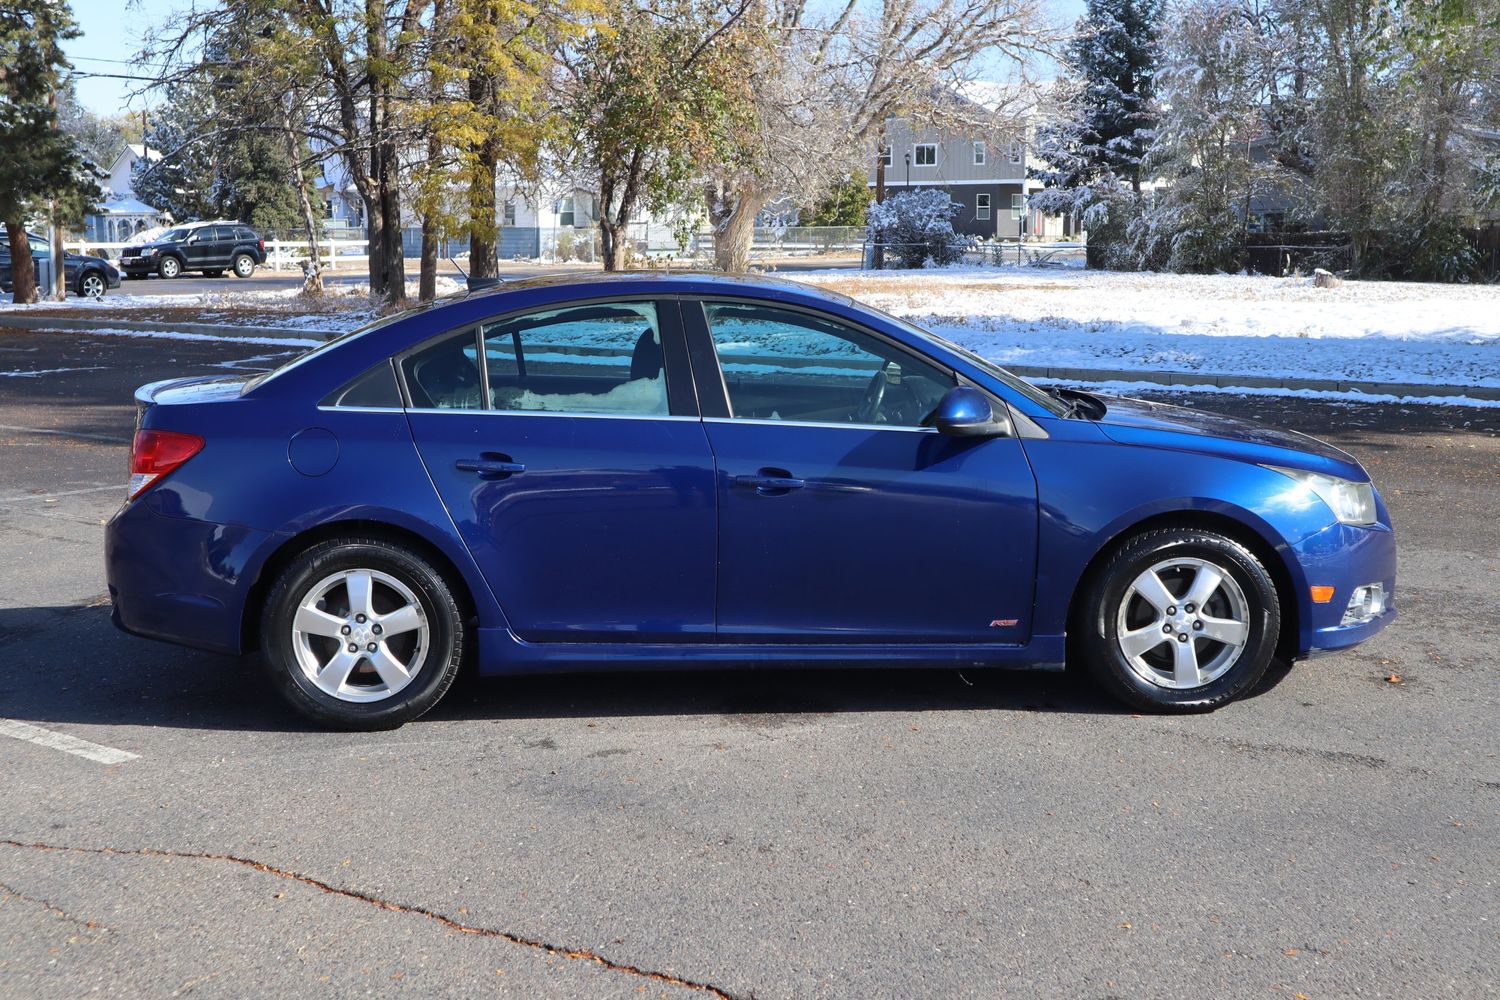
[794,267,1500,390]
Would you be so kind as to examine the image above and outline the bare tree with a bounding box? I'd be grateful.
[704,0,1061,271]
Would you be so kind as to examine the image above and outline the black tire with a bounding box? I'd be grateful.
[203,269,224,278]
[157,255,182,279]
[259,537,466,730]
[77,270,107,298]
[232,253,256,278]
[1073,528,1280,712]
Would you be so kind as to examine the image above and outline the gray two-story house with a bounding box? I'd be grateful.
[867,116,1076,240]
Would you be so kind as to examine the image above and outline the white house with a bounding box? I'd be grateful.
[84,144,171,242]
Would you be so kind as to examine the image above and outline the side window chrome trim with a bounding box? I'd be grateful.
[402,408,703,422]
[702,416,938,434]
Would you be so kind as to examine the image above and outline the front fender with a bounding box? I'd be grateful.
[1025,434,1339,640]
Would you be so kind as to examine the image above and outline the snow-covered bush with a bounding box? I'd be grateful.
[867,189,973,269]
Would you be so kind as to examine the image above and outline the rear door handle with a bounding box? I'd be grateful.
[735,469,805,495]
[455,455,525,479]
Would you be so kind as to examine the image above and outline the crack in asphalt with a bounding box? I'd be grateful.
[1,839,744,999]
[0,879,103,932]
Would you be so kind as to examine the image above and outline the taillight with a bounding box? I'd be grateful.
[258,239,265,253]
[129,429,204,499]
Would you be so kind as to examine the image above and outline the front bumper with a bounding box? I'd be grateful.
[118,257,158,274]
[1291,520,1397,655]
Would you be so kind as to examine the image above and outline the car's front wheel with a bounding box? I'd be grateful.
[78,271,107,297]
[260,538,466,730]
[232,253,256,278]
[1075,528,1280,712]
[157,256,181,279]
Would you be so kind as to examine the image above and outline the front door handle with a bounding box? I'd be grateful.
[735,469,806,495]
[455,455,525,479]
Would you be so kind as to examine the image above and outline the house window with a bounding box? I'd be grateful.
[914,143,937,166]
[1008,141,1023,164]
[976,193,991,220]
[503,200,517,226]
[559,196,575,228]
[323,199,334,219]
[1011,193,1025,221]
[973,142,986,166]
[878,145,892,167]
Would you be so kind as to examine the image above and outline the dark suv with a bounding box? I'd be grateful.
[0,231,121,298]
[119,221,267,280]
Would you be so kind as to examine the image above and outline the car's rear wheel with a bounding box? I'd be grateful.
[232,253,256,278]
[157,256,181,279]
[78,271,107,298]
[260,538,466,730]
[1075,528,1279,712]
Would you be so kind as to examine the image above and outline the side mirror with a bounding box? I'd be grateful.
[932,386,1011,438]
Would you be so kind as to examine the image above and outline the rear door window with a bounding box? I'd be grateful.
[482,302,668,416]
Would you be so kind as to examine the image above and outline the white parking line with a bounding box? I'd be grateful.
[0,719,140,765]
[0,483,121,504]
[0,424,132,444]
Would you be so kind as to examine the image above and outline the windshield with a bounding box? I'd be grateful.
[866,307,1070,416]
[158,228,189,241]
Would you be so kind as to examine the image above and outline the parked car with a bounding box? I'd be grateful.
[117,221,266,279]
[0,231,120,298]
[106,273,1396,729]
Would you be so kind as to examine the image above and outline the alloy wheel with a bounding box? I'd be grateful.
[81,273,106,297]
[1113,557,1250,689]
[291,568,429,703]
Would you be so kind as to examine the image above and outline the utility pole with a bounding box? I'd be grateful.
[48,90,66,301]
[873,132,887,270]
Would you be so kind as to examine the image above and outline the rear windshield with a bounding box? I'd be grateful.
[241,294,465,394]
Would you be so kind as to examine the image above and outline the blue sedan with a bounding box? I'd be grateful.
[105,273,1396,728]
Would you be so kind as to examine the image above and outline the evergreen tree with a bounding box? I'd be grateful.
[1029,0,1164,245]
[800,173,870,228]
[0,0,96,302]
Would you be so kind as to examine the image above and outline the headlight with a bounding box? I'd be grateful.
[1265,466,1377,525]
[142,247,157,256]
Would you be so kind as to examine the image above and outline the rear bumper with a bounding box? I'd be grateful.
[106,498,274,655]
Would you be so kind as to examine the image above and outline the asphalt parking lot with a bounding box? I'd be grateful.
[1,325,1496,999]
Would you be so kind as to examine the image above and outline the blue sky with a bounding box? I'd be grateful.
[62,0,1086,117]
[63,0,182,115]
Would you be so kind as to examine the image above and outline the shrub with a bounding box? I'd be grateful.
[867,189,973,268]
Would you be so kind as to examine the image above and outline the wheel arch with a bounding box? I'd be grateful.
[1064,507,1305,663]
[239,518,485,654]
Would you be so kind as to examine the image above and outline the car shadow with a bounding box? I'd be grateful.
[0,603,1295,733]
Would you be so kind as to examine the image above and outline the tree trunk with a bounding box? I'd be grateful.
[420,216,439,301]
[468,137,500,281]
[708,180,766,273]
[282,96,323,296]
[376,137,406,306]
[600,220,627,270]
[4,219,38,304]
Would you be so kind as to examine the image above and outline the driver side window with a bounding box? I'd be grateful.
[702,302,954,428]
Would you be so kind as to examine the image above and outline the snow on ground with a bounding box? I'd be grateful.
[0,276,467,334]
[794,267,1500,389]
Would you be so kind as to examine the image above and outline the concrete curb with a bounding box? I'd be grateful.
[0,314,333,341]
[4,313,1496,401]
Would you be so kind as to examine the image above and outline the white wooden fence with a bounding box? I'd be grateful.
[63,238,372,271]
